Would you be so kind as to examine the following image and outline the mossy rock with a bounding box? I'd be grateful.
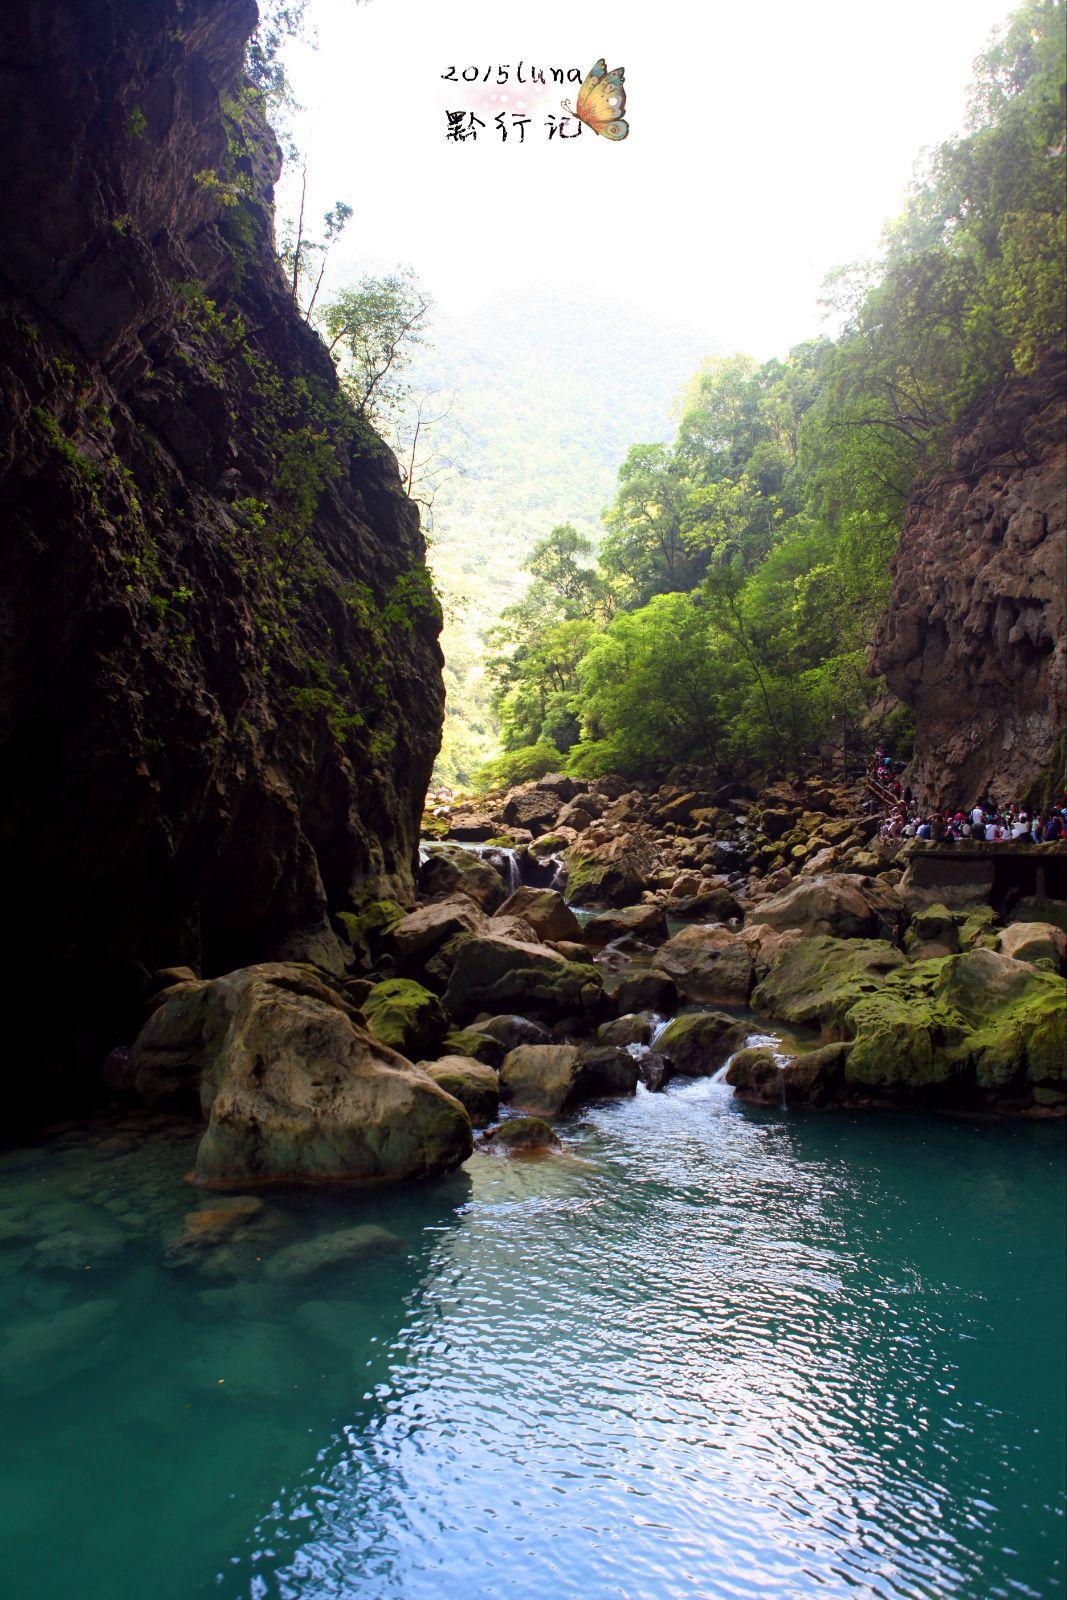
[751,936,907,1030]
[443,936,602,1023]
[420,1056,500,1127]
[335,901,406,963]
[420,814,450,840]
[843,948,1067,1098]
[419,845,507,912]
[362,978,449,1059]
[957,904,1000,950]
[443,1027,505,1068]
[564,853,643,908]
[903,902,961,960]
[651,1012,749,1077]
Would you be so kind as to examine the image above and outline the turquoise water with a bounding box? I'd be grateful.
[1,1087,1064,1599]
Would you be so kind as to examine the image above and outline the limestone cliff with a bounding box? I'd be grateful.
[0,0,443,1117]
[871,356,1066,807]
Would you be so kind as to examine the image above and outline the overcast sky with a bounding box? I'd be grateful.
[280,0,1016,356]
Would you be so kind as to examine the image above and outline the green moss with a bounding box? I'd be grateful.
[444,1028,505,1068]
[362,978,449,1060]
[751,936,907,1030]
[843,949,1066,1096]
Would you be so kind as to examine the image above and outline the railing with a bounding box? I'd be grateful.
[865,772,899,808]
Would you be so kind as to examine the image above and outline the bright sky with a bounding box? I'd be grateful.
[281,0,1015,356]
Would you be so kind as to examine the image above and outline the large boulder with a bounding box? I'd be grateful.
[895,842,996,911]
[583,904,669,946]
[445,812,498,842]
[653,926,754,1003]
[361,979,449,1059]
[499,1043,638,1115]
[751,936,908,1030]
[495,886,583,943]
[842,948,1066,1103]
[419,1056,500,1127]
[650,1012,750,1077]
[419,844,507,911]
[726,1042,852,1108]
[388,896,487,964]
[564,836,655,907]
[130,965,472,1186]
[747,874,902,941]
[502,787,563,834]
[443,937,602,1022]
[612,970,679,1015]
[996,920,1067,971]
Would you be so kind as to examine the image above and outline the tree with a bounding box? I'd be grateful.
[319,270,433,424]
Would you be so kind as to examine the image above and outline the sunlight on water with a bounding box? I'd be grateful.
[1,1087,1064,1600]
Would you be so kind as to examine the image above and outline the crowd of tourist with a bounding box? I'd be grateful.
[868,749,1067,844]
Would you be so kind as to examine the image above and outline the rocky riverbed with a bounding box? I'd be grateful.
[77,766,1065,1204]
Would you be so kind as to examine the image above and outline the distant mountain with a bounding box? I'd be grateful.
[408,285,728,783]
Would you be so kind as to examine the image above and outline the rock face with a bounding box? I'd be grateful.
[129,964,472,1185]
[871,356,1066,804]
[0,0,443,1120]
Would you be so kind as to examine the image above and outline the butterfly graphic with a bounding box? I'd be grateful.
[563,58,629,140]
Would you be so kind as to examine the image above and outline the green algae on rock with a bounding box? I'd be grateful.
[842,947,1066,1104]
[361,978,449,1059]
[751,936,908,1031]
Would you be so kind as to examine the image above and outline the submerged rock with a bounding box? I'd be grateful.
[263,1225,404,1282]
[129,965,472,1187]
[484,1116,562,1153]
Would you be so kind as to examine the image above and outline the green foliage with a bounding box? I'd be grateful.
[472,741,565,791]
[318,270,432,423]
[124,106,148,141]
[473,3,1065,783]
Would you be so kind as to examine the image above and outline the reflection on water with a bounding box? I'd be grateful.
[0,1085,1064,1600]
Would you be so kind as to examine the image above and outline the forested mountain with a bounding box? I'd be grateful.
[405,288,728,782]
[475,0,1066,794]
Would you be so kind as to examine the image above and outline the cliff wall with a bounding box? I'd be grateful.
[871,356,1066,807]
[0,0,444,1116]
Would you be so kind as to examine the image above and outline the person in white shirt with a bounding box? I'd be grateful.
[971,804,984,828]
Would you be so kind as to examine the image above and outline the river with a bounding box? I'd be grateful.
[1,1078,1063,1599]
